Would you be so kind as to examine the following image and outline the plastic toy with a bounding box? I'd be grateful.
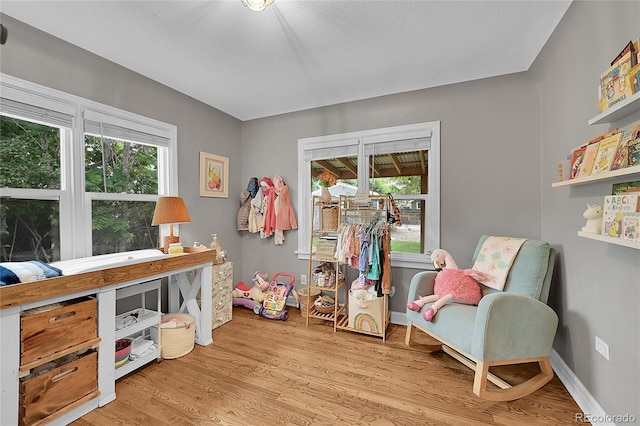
[407,249,486,321]
[581,204,603,234]
[232,271,269,314]
[259,272,298,320]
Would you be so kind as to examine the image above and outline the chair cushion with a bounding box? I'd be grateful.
[407,302,477,354]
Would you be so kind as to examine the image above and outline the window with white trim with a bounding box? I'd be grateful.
[0,74,177,261]
[297,121,440,269]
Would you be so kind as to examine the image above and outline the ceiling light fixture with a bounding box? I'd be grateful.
[240,0,274,12]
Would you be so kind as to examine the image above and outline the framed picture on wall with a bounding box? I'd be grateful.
[199,152,229,198]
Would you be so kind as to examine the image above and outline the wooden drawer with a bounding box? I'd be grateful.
[20,350,98,426]
[21,297,97,365]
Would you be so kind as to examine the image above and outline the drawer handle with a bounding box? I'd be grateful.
[48,311,76,323]
[52,366,78,382]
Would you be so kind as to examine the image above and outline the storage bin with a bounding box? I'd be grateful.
[297,287,321,317]
[321,206,339,231]
[20,297,97,365]
[348,292,387,334]
[20,350,98,426]
[160,314,195,359]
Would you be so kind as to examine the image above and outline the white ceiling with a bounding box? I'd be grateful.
[1,0,571,121]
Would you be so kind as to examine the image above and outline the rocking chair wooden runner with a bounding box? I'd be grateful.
[405,236,558,401]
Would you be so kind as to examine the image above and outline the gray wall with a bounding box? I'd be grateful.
[240,72,542,310]
[2,0,639,419]
[531,1,640,419]
[0,14,245,281]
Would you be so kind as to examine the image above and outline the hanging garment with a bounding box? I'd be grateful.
[275,184,297,231]
[262,186,277,238]
[249,190,264,233]
[237,189,251,231]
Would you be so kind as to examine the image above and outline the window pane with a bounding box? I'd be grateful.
[311,157,358,198]
[85,135,158,194]
[92,200,158,255]
[0,197,60,262]
[370,150,428,255]
[0,115,61,189]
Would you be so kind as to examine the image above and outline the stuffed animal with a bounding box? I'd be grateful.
[407,249,486,321]
[232,271,270,302]
[581,204,602,234]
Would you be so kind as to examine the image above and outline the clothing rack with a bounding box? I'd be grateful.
[335,195,391,341]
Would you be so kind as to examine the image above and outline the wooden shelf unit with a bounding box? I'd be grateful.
[305,196,347,332]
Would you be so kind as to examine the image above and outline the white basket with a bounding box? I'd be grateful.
[160,314,195,359]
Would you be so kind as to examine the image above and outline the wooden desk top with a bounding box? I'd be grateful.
[0,250,215,310]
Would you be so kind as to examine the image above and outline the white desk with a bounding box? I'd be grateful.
[0,250,214,426]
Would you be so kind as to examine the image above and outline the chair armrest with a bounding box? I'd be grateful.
[406,271,437,308]
[471,293,558,361]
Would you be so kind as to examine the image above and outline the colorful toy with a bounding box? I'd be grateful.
[407,249,486,321]
[259,272,298,321]
[232,271,269,313]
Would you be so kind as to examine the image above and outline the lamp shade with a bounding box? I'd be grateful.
[152,196,191,226]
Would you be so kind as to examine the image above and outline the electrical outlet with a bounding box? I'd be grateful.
[595,336,610,361]
[300,274,307,286]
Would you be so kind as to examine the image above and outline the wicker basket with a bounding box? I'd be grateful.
[297,287,321,317]
[314,303,336,314]
[160,313,195,359]
[321,206,339,231]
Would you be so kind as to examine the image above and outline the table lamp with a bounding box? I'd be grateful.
[152,196,191,253]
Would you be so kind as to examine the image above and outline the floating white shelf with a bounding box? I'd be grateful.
[577,231,640,249]
[588,91,640,125]
[552,166,640,188]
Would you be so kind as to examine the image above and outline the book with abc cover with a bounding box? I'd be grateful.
[601,194,640,237]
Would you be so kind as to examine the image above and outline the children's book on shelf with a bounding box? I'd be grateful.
[591,132,622,175]
[622,213,640,242]
[629,64,640,95]
[629,138,640,168]
[612,181,640,195]
[575,142,600,178]
[599,50,636,112]
[601,194,640,238]
[611,123,640,170]
[569,145,587,179]
[611,40,635,66]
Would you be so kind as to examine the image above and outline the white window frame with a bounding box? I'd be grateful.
[0,74,178,260]
[297,121,440,269]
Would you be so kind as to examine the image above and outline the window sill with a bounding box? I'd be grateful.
[296,251,432,270]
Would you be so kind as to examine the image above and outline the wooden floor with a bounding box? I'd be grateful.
[73,307,582,425]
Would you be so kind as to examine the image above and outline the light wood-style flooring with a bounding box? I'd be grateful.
[73,307,582,425]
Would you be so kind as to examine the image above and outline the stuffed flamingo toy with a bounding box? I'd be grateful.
[407,249,486,321]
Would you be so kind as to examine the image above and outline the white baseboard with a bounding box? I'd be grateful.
[549,350,613,425]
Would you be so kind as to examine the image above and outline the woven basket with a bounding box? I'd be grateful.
[314,303,335,314]
[160,313,195,359]
[321,207,339,231]
[297,287,321,317]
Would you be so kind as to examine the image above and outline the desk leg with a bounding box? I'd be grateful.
[169,267,213,346]
[198,265,213,345]
[98,286,116,406]
[0,307,20,426]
